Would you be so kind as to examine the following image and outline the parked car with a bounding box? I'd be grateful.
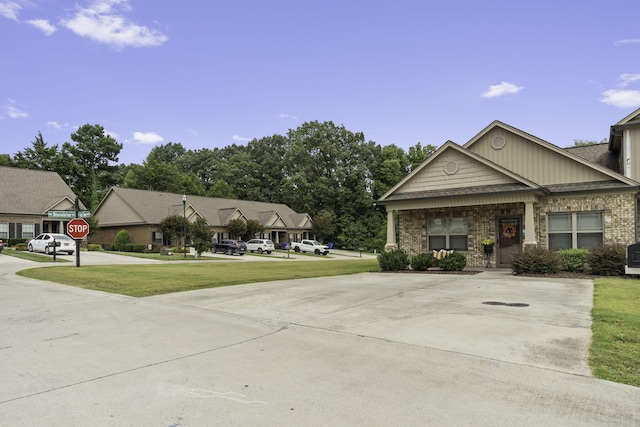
[211,239,247,255]
[290,240,330,255]
[28,233,75,255]
[246,239,275,254]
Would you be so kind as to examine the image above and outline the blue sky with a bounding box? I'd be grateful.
[2,0,640,165]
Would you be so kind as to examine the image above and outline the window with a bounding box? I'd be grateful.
[428,218,468,251]
[548,212,603,250]
[0,223,7,239]
[22,223,35,239]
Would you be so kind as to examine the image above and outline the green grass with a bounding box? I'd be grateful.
[16,259,379,297]
[590,277,640,387]
[2,250,71,263]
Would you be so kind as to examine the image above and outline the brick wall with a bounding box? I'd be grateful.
[397,193,636,267]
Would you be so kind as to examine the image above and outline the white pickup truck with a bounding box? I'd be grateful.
[290,239,330,255]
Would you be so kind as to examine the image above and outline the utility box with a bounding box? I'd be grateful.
[625,242,640,274]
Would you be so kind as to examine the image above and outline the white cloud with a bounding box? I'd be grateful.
[0,1,21,20]
[280,113,298,120]
[5,105,27,118]
[232,135,251,142]
[619,73,640,87]
[614,39,640,46]
[481,82,523,98]
[47,120,70,129]
[61,0,168,49]
[600,89,640,108]
[132,131,164,144]
[27,18,56,36]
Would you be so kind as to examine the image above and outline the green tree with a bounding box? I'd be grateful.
[159,215,185,246]
[407,142,436,171]
[62,124,123,211]
[573,138,608,146]
[147,142,187,165]
[190,217,213,256]
[245,219,265,239]
[208,179,236,198]
[311,210,335,243]
[227,218,247,239]
[12,132,61,171]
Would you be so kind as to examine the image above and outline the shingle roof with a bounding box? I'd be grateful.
[382,183,538,202]
[100,187,311,229]
[564,143,620,173]
[0,166,78,215]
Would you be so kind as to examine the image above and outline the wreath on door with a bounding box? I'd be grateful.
[502,224,517,239]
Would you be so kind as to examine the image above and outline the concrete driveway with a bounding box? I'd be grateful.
[0,252,638,426]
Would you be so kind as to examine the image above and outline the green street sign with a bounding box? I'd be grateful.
[48,210,91,218]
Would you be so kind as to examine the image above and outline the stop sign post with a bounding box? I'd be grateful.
[67,218,89,267]
[67,218,89,239]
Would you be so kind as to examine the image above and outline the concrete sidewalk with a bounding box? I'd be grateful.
[1,255,638,426]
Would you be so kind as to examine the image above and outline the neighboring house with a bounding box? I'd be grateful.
[377,107,640,267]
[90,187,314,247]
[0,166,84,240]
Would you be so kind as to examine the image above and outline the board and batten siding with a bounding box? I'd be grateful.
[394,147,517,194]
[96,194,145,226]
[468,128,612,185]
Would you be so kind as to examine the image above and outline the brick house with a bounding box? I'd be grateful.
[377,107,640,267]
[90,187,314,247]
[0,166,84,241]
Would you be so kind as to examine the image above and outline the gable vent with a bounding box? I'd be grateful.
[491,135,506,150]
[444,160,459,175]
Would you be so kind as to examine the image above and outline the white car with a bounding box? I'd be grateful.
[28,233,75,255]
[246,239,275,254]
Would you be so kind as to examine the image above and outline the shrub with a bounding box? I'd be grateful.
[411,253,437,271]
[8,238,28,246]
[512,246,562,275]
[87,244,103,251]
[114,230,129,251]
[377,250,410,271]
[438,252,467,271]
[587,244,626,276]
[559,248,589,273]
[15,243,28,251]
[124,243,146,253]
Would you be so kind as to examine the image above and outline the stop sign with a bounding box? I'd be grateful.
[67,218,90,239]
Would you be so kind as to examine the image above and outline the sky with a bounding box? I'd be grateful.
[2,0,640,165]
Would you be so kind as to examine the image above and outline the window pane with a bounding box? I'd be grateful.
[449,218,468,234]
[0,223,8,239]
[577,212,602,231]
[22,224,34,239]
[429,236,446,251]
[548,213,571,232]
[577,233,602,249]
[449,235,468,251]
[428,219,446,234]
[549,233,571,250]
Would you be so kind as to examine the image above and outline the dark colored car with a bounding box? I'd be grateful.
[212,239,247,256]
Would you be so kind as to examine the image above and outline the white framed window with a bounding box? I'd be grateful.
[0,223,8,239]
[428,217,468,251]
[21,223,35,239]
[548,212,603,250]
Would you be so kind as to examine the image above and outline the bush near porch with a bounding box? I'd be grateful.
[512,244,626,276]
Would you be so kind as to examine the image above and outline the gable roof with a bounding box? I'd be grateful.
[0,166,81,215]
[379,120,639,204]
[378,141,540,202]
[609,106,640,151]
[94,187,312,229]
[564,143,619,173]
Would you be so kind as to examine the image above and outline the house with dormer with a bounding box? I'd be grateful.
[0,166,85,241]
[377,107,640,267]
[90,187,314,247]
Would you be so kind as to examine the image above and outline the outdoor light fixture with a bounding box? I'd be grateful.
[182,194,187,259]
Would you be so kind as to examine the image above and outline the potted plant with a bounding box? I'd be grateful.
[482,239,495,254]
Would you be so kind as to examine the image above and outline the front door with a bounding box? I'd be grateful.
[498,217,521,266]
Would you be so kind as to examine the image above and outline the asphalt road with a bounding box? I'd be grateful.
[0,251,638,426]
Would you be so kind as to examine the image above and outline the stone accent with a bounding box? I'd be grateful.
[397,193,635,267]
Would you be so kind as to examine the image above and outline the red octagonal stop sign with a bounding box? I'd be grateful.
[67,218,90,239]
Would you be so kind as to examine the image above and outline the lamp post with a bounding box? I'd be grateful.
[182,194,187,259]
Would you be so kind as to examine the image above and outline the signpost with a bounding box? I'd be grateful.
[67,218,89,267]
[48,210,91,218]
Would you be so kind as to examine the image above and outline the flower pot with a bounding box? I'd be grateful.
[483,245,494,254]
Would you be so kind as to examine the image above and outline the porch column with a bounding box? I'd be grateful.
[523,201,537,248]
[384,208,398,251]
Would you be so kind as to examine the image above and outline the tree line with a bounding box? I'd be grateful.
[5,121,436,251]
